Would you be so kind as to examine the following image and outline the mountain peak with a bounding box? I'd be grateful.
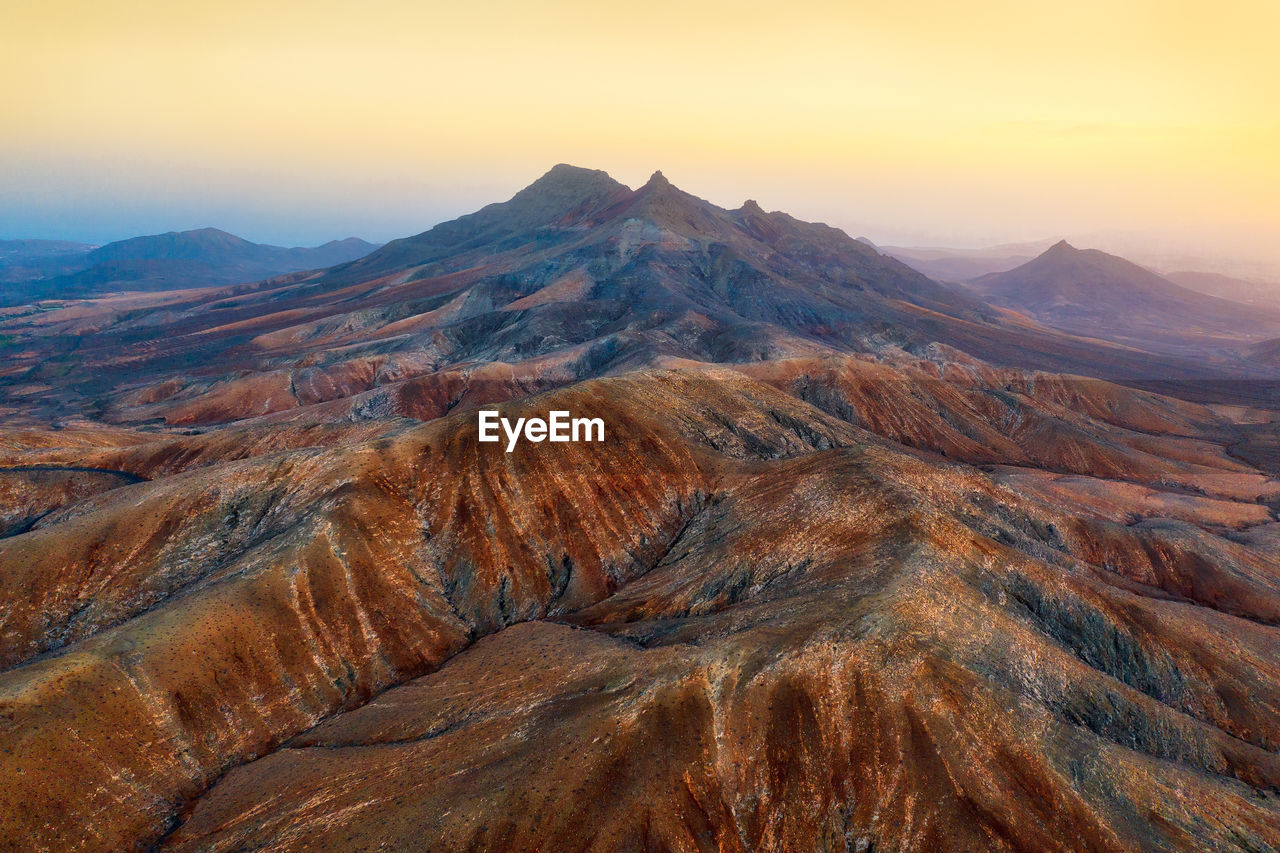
[644,170,673,189]
[965,236,1280,345]
[86,227,257,264]
[620,168,734,236]
[331,165,632,278]
[520,164,624,197]
[496,165,630,227]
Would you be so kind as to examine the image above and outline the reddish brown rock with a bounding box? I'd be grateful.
[3,167,1280,852]
[1,370,1278,851]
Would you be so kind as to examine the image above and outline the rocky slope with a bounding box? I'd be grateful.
[1,366,1278,850]
[2,167,1280,851]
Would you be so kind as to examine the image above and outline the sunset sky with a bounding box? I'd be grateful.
[3,0,1277,263]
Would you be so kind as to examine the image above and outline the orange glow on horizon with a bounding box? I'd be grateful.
[2,0,1277,263]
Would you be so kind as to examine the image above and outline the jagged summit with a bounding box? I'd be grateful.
[643,169,673,189]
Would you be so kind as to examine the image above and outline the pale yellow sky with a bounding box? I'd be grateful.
[2,0,1277,262]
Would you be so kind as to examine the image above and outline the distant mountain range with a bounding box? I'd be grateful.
[879,240,1055,282]
[885,242,1280,316]
[0,239,94,261]
[1165,269,1280,306]
[0,228,378,304]
[957,240,1280,354]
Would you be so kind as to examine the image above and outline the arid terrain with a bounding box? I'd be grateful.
[0,230,378,306]
[2,167,1280,852]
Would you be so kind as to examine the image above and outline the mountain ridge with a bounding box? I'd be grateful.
[961,239,1280,353]
[0,228,379,304]
[6,165,1279,429]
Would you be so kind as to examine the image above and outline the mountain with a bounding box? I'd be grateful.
[0,238,95,284]
[962,240,1280,353]
[880,240,1053,281]
[0,228,379,304]
[84,228,377,269]
[4,166,1280,851]
[3,166,1268,428]
[1167,269,1280,307]
[0,238,94,260]
[309,164,1007,352]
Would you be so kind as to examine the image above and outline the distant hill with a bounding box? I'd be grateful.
[0,239,94,261]
[1166,270,1280,308]
[0,239,95,285]
[879,241,1054,282]
[960,240,1280,352]
[0,229,378,304]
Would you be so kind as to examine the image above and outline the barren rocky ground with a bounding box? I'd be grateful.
[2,168,1279,851]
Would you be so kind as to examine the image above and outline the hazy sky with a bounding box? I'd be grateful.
[2,0,1277,262]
